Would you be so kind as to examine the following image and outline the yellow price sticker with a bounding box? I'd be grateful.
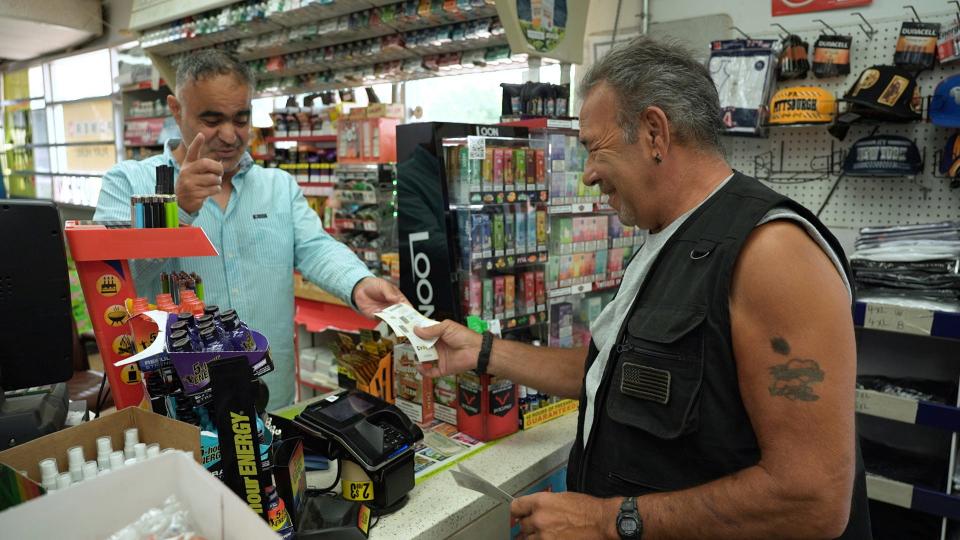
[344,480,374,501]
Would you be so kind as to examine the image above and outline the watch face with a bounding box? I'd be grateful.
[620,517,638,534]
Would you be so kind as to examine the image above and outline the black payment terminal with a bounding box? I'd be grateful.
[294,389,423,471]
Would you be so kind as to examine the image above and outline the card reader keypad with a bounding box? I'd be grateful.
[377,421,408,452]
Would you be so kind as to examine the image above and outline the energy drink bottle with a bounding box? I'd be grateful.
[199,326,228,353]
[265,485,295,539]
[222,313,257,352]
[197,314,227,343]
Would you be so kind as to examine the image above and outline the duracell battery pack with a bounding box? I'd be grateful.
[895,21,940,71]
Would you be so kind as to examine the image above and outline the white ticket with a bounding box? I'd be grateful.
[375,303,441,363]
[450,463,514,505]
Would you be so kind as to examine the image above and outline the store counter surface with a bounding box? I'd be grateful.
[372,414,576,539]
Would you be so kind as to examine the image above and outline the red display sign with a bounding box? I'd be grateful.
[772,0,872,16]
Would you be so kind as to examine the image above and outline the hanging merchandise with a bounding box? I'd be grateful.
[894,21,941,71]
[842,135,923,176]
[938,133,960,186]
[766,86,836,125]
[828,65,922,140]
[812,34,852,78]
[708,39,779,136]
[777,34,810,80]
[929,74,960,128]
[937,18,960,66]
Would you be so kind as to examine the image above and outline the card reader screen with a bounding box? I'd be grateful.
[320,394,376,422]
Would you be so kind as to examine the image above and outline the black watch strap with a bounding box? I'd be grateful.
[617,496,642,539]
[476,331,494,374]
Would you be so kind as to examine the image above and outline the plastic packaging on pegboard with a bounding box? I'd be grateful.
[721,10,960,230]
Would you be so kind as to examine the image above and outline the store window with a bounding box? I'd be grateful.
[404,63,568,125]
[49,49,114,102]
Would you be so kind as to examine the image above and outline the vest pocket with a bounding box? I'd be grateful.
[606,305,706,440]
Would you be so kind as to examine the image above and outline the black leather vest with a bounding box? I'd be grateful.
[566,172,871,539]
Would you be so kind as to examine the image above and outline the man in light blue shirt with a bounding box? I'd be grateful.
[95,50,405,409]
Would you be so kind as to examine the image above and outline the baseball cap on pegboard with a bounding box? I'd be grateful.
[938,133,960,180]
[843,135,923,176]
[929,75,960,128]
[766,86,836,125]
[828,66,922,140]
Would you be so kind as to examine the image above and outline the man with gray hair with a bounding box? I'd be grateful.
[95,49,407,410]
[416,36,870,538]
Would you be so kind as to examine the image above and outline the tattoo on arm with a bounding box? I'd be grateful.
[767,336,825,402]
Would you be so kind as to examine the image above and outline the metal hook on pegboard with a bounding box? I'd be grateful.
[851,12,877,40]
[753,140,840,184]
[950,1,960,26]
[903,5,922,23]
[813,19,840,36]
[730,26,753,40]
[770,23,791,39]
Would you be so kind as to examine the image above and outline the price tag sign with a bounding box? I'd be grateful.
[863,303,934,336]
[467,136,486,160]
[855,389,918,423]
[344,481,374,501]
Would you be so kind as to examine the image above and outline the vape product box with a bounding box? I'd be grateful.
[492,210,505,257]
[504,275,516,318]
[504,207,516,256]
[467,277,482,316]
[515,205,527,254]
[494,276,505,318]
[526,149,536,191]
[596,248,609,280]
[433,374,458,426]
[536,210,547,249]
[493,148,505,192]
[527,207,537,254]
[482,147,494,192]
[558,218,573,253]
[535,271,546,308]
[503,148,514,190]
[514,148,526,189]
[523,272,536,314]
[482,278,494,320]
[394,342,435,424]
[535,150,546,189]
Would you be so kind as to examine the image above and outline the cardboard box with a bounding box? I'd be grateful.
[0,407,200,489]
[0,451,275,539]
[393,343,434,424]
[365,103,404,119]
[433,375,458,427]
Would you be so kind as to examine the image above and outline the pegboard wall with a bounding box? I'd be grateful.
[721,8,960,231]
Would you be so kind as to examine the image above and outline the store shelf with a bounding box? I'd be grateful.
[121,79,168,92]
[265,134,337,143]
[384,3,499,33]
[406,33,507,56]
[468,250,548,272]
[856,388,960,431]
[548,278,623,302]
[455,189,549,206]
[854,301,960,340]
[257,47,416,80]
[499,117,581,130]
[294,296,377,334]
[866,473,960,520]
[548,201,615,214]
[143,19,282,56]
[238,24,397,62]
[497,310,548,332]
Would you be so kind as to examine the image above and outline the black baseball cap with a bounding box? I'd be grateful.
[829,65,922,140]
[842,135,922,176]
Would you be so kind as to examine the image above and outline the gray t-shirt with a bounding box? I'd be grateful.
[582,177,851,446]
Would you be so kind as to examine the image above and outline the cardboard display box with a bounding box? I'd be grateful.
[0,451,275,539]
[0,407,199,488]
[393,342,434,424]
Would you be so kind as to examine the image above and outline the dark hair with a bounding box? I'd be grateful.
[174,49,255,95]
[579,35,724,153]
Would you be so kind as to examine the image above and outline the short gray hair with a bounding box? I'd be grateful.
[174,49,255,96]
[579,35,724,153]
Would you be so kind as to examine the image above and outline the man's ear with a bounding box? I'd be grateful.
[167,94,181,122]
[640,106,671,160]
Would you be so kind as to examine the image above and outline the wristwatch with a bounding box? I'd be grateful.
[476,331,494,374]
[616,496,642,539]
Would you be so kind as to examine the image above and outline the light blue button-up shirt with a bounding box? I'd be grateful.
[94,140,372,409]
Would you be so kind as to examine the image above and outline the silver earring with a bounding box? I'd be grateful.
[654,153,662,164]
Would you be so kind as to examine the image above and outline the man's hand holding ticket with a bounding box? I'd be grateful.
[375,303,441,362]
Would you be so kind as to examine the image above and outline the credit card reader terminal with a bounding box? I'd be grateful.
[293,389,423,509]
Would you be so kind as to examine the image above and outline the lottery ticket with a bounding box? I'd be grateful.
[375,303,441,362]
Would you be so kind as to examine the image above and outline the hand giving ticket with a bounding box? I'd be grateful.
[374,303,441,362]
